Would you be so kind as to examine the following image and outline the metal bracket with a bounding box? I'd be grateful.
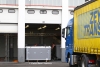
[25,33,59,36]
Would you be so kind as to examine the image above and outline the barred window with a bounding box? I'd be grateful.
[40,10,47,14]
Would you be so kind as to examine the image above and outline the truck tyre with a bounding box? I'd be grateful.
[81,54,88,67]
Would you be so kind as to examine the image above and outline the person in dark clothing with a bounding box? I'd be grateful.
[51,42,57,60]
[34,43,38,46]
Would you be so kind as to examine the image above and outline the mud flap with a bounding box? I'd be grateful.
[97,60,100,67]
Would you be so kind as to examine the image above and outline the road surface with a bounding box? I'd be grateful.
[0,62,69,67]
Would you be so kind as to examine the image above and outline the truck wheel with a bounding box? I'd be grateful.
[81,54,88,67]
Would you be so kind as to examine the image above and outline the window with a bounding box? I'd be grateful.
[0,9,3,13]
[66,27,70,36]
[70,11,74,15]
[27,10,35,14]
[8,9,15,13]
[52,10,59,14]
[40,10,47,14]
[62,28,65,38]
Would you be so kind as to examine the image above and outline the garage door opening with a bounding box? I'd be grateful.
[0,33,18,62]
[25,23,61,62]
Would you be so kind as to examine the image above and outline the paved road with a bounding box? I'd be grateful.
[0,62,69,67]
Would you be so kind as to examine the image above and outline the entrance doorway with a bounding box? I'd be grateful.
[0,33,18,62]
[25,24,61,62]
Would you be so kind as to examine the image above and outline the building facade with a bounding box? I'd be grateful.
[0,0,86,62]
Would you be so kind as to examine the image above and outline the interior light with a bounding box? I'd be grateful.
[38,27,42,30]
[39,27,42,29]
[25,25,29,28]
[55,29,58,30]
[42,27,45,28]
[44,25,46,27]
[55,27,60,30]
[57,27,60,29]
[27,25,29,27]
[42,25,47,28]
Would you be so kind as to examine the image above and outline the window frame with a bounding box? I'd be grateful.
[52,10,59,14]
[8,9,15,13]
[66,27,70,36]
[27,9,35,14]
[40,10,47,14]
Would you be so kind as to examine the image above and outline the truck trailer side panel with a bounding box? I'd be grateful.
[74,0,100,54]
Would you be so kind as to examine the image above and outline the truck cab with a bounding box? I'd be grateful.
[62,18,74,63]
[62,18,99,67]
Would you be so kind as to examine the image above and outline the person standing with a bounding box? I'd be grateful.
[51,42,57,60]
[34,44,37,46]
